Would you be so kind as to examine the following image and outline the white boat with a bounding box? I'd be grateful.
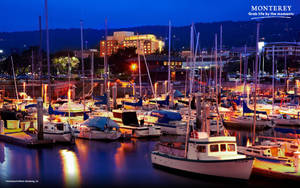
[77,116,121,140]
[111,109,161,138]
[43,118,74,143]
[151,132,254,180]
[138,110,187,135]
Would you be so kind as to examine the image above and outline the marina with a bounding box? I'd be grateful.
[1,0,300,187]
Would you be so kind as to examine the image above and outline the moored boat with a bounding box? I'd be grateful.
[77,116,121,140]
[151,132,254,180]
[111,109,161,138]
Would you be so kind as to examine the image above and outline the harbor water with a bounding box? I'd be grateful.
[0,127,298,188]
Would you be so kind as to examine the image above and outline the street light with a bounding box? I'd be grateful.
[130,63,137,72]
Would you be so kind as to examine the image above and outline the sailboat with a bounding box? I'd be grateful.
[237,23,300,180]
[151,24,254,180]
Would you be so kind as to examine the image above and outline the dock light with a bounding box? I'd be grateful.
[130,63,137,72]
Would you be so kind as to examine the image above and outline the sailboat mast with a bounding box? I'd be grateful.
[284,51,287,92]
[11,56,19,100]
[215,34,218,96]
[39,16,42,80]
[272,45,275,113]
[45,0,50,102]
[243,44,247,108]
[219,25,222,93]
[68,53,71,120]
[240,53,242,85]
[252,23,260,145]
[104,18,108,93]
[168,21,171,92]
[80,20,85,112]
[91,51,94,96]
[189,23,194,95]
[137,34,142,96]
[31,49,34,97]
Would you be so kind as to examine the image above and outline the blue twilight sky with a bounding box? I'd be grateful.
[0,0,299,32]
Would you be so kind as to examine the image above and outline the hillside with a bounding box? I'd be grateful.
[0,14,299,55]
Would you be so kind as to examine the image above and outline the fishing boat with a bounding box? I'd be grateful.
[77,116,121,140]
[151,131,254,180]
[111,109,161,138]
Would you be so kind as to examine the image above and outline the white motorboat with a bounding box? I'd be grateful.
[151,132,254,180]
[77,116,121,140]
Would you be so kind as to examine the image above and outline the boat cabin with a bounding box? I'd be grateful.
[187,132,243,160]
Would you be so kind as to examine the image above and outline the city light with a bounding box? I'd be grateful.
[130,63,137,72]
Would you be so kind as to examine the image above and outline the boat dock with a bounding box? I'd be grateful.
[0,130,54,147]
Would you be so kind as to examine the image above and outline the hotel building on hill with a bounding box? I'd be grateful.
[99,31,165,57]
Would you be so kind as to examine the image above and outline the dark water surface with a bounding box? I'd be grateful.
[0,127,298,188]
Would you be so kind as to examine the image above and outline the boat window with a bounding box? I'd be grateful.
[210,144,219,152]
[197,145,206,153]
[56,123,64,131]
[227,144,235,152]
[220,144,226,152]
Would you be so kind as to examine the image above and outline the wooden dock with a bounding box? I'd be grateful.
[0,131,54,147]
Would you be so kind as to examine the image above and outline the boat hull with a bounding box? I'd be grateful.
[151,151,254,180]
[119,126,161,138]
[158,124,186,135]
[224,119,271,130]
[43,132,73,143]
[274,119,300,127]
[77,130,121,140]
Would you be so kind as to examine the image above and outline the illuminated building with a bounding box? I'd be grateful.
[100,31,165,57]
[262,42,300,57]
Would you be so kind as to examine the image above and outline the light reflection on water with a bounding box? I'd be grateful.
[0,127,299,187]
[59,149,80,188]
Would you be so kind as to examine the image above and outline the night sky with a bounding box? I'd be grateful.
[0,0,299,32]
